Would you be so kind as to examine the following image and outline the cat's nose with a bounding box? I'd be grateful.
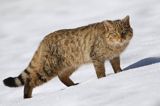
[121,34,126,39]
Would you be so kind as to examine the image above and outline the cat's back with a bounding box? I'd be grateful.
[43,22,103,43]
[41,23,99,48]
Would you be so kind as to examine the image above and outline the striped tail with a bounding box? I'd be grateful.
[3,45,42,87]
[3,69,29,87]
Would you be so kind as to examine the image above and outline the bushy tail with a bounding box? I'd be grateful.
[3,77,22,87]
[3,72,27,87]
[3,44,44,87]
[3,76,24,87]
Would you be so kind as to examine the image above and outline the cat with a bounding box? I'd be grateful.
[3,16,133,99]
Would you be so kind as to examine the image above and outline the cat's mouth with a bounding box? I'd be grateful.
[120,38,126,42]
[107,40,126,46]
[114,38,129,46]
[120,35,132,43]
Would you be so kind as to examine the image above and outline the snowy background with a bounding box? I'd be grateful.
[0,0,160,106]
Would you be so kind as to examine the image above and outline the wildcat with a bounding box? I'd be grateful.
[3,16,133,99]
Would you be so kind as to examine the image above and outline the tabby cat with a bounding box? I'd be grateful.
[3,16,133,99]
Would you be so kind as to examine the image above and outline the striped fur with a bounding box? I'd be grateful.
[3,16,133,98]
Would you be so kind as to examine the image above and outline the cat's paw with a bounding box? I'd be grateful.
[74,83,79,86]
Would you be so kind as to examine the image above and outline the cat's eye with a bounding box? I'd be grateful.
[121,31,127,36]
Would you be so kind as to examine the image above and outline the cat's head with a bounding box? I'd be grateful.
[104,16,133,46]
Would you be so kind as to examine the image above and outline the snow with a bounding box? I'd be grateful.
[0,0,160,106]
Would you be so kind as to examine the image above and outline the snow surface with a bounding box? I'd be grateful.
[0,0,160,106]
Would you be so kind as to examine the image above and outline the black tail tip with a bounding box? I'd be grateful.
[3,77,18,87]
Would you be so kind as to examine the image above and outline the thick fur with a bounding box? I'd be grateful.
[3,16,133,98]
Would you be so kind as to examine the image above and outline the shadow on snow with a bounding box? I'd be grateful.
[123,57,160,71]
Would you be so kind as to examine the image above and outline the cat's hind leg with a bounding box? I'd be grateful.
[24,78,33,99]
[58,67,78,87]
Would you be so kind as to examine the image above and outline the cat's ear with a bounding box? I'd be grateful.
[122,15,130,26]
[104,21,114,31]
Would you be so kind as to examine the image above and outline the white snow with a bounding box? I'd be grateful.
[0,0,160,106]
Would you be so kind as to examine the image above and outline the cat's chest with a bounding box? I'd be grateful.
[101,44,128,59]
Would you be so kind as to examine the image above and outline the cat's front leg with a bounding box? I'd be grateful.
[92,60,106,78]
[110,56,122,73]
